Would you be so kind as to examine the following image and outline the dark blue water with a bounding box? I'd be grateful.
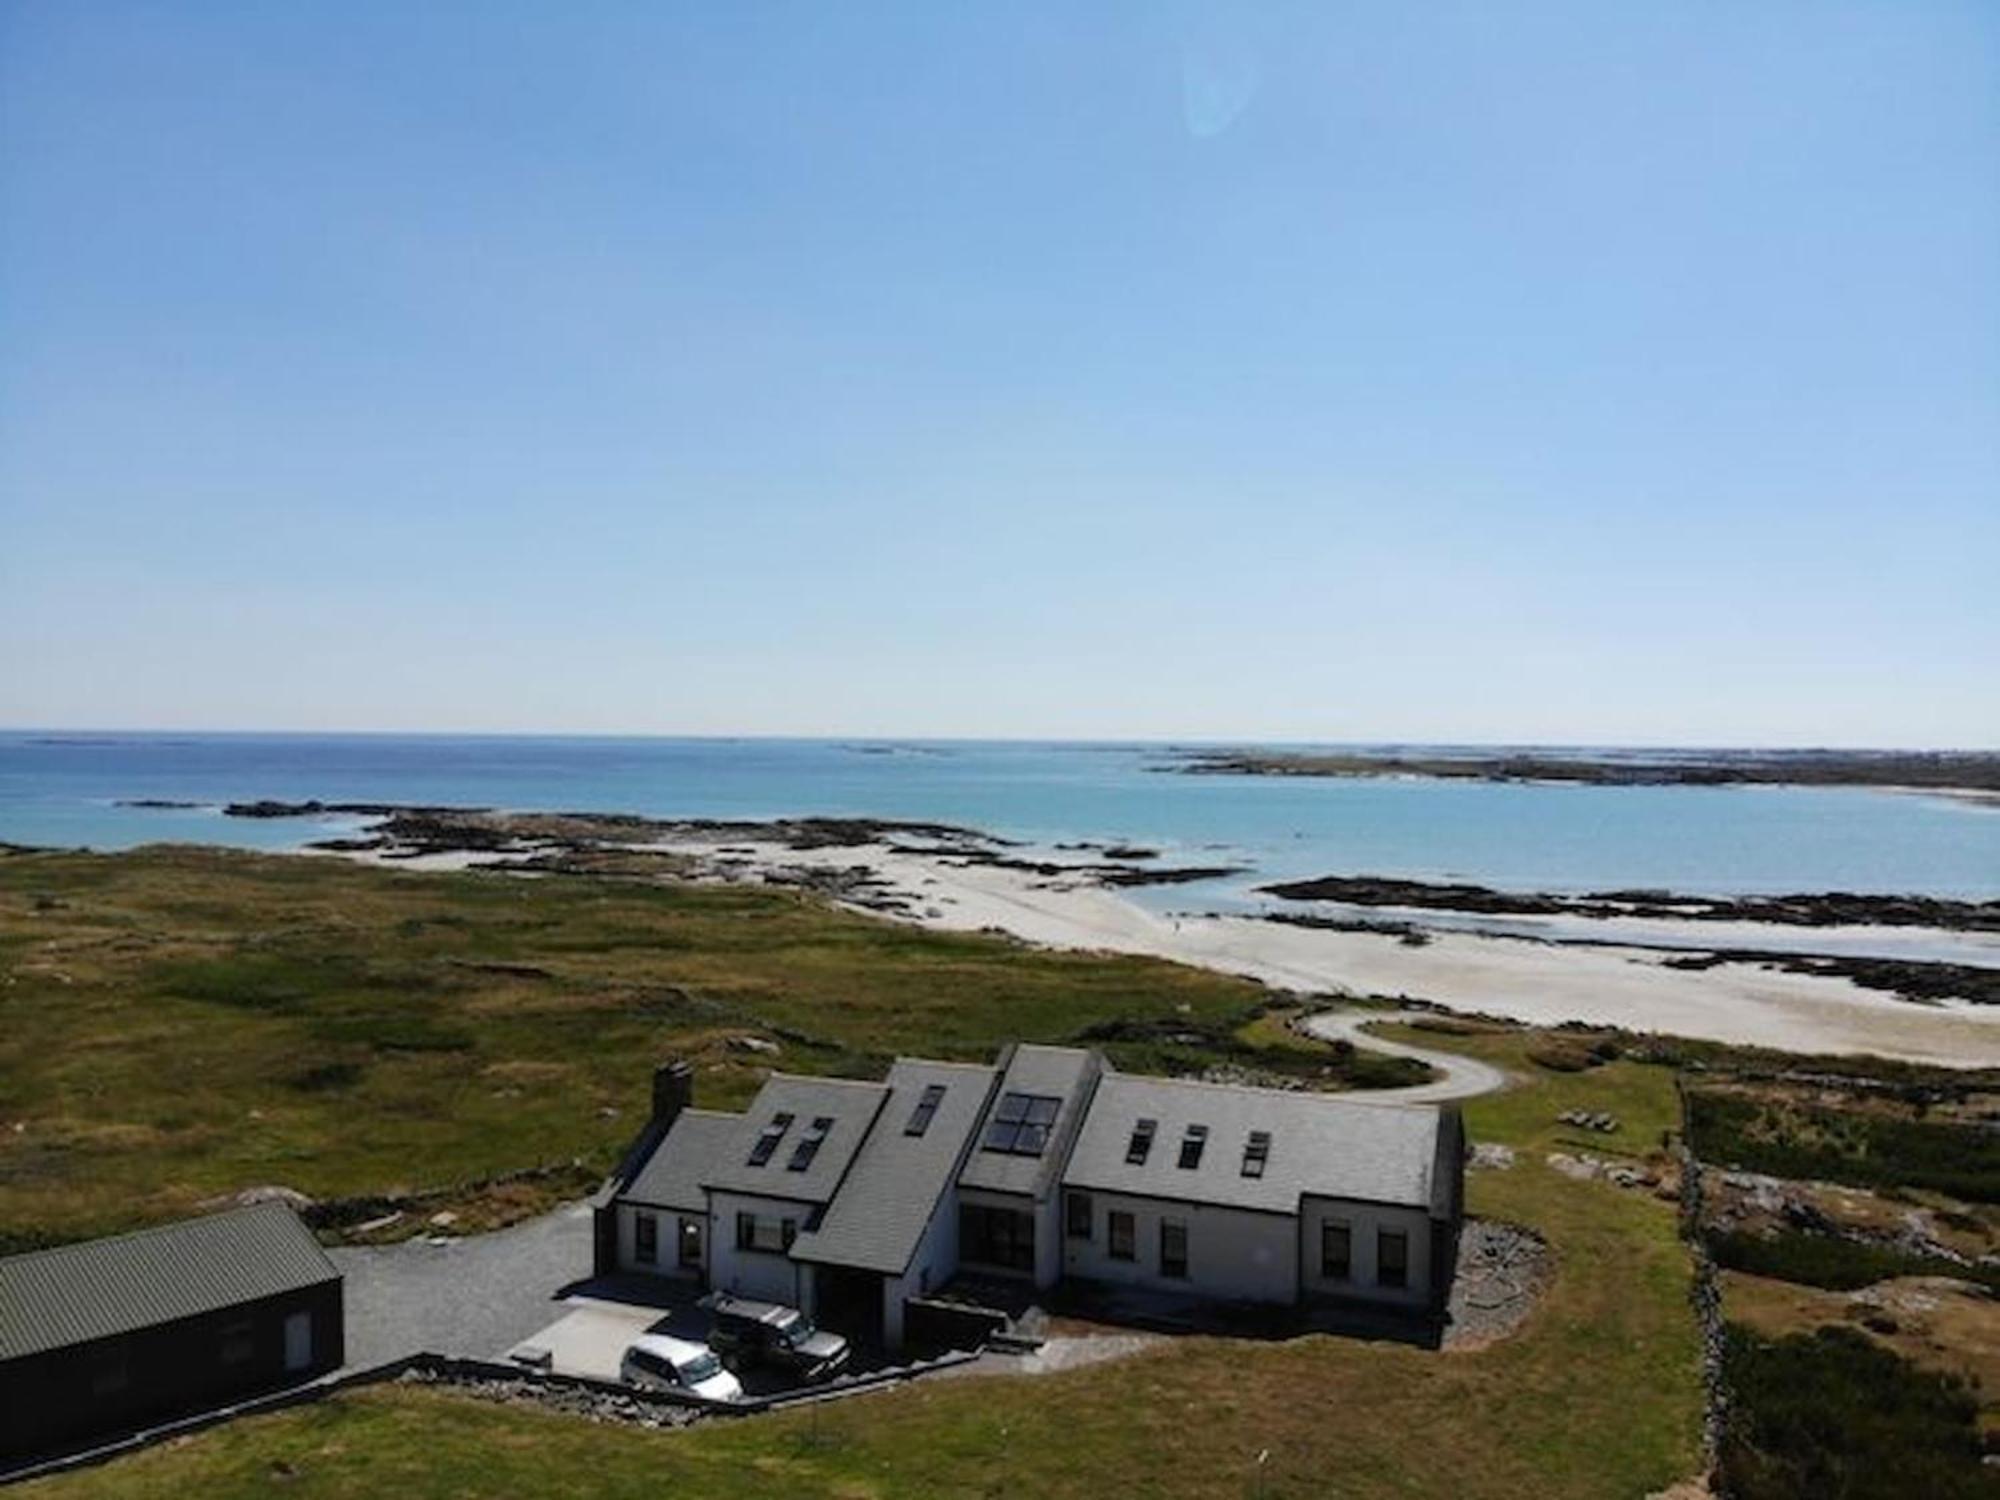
[2,732,1995,900]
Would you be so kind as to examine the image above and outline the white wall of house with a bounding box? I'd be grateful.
[707,1190,813,1305]
[1297,1197,1436,1308]
[1060,1190,1298,1303]
[615,1203,707,1280]
[875,1184,965,1348]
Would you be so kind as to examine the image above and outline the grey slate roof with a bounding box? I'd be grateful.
[622,1109,741,1211]
[791,1059,999,1275]
[1062,1073,1444,1215]
[957,1044,1103,1199]
[699,1075,890,1206]
[0,1204,338,1362]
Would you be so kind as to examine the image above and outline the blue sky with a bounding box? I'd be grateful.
[2,1,1995,744]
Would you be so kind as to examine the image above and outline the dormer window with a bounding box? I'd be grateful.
[1126,1118,1157,1165]
[787,1116,833,1171]
[1177,1123,1209,1170]
[905,1083,946,1136]
[746,1112,795,1167]
[1242,1130,1271,1178]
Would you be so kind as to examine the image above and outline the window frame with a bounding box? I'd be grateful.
[1320,1219,1352,1281]
[1177,1123,1209,1170]
[1064,1189,1093,1241]
[1108,1209,1136,1262]
[1159,1218,1188,1279]
[1126,1118,1157,1164]
[983,1091,1062,1156]
[905,1083,947,1136]
[1377,1227,1409,1289]
[634,1210,660,1266]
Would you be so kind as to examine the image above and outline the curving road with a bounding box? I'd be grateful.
[1303,1007,1511,1105]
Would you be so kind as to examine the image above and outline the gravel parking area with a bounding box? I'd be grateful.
[330,1200,596,1368]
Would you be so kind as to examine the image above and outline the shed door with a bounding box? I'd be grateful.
[284,1310,313,1371]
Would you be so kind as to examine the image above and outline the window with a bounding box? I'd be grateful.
[634,1210,659,1265]
[678,1216,704,1267]
[747,1112,795,1167]
[1177,1123,1209,1170]
[1108,1210,1136,1262]
[1321,1220,1351,1280]
[1241,1130,1271,1178]
[1160,1219,1188,1278]
[1065,1189,1093,1241]
[787,1116,833,1171]
[736,1211,791,1254]
[1378,1228,1409,1289]
[906,1082,947,1136]
[1125,1118,1157,1165]
[983,1092,1061,1156]
[220,1319,255,1366]
[960,1202,1035,1271]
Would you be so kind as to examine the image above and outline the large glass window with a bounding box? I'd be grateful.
[1160,1219,1188,1278]
[635,1210,659,1265]
[1321,1220,1351,1280]
[960,1201,1035,1271]
[983,1092,1062,1156]
[1378,1228,1409,1288]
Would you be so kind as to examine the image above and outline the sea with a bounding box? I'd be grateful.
[3,734,1996,918]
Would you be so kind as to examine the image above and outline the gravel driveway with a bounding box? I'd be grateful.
[330,1200,596,1369]
[1302,1007,1510,1104]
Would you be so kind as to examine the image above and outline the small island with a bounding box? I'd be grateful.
[1170,747,2000,794]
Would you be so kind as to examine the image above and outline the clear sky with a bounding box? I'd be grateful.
[2,2,1995,744]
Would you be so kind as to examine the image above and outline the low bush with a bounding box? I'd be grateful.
[1687,1088,2000,1203]
[1708,1228,1999,1292]
[1718,1323,1990,1500]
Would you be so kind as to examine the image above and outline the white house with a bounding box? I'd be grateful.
[595,1042,1463,1349]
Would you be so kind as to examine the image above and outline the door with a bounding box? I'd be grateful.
[284,1310,313,1372]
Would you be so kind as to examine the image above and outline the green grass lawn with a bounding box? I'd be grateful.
[0,847,1428,1248]
[18,997,1706,1500]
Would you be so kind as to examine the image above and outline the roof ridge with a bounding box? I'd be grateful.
[0,1200,303,1270]
[1105,1072,1439,1114]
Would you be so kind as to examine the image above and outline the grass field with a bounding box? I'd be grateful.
[16,1005,1706,1500]
[1,846,1432,1248]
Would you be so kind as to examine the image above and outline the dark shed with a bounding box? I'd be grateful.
[0,1202,344,1460]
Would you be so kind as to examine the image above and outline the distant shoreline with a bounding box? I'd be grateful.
[11,797,1998,1063]
[1168,747,2000,796]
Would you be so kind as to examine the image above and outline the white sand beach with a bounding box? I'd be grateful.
[341,832,2000,1069]
[664,837,2000,1069]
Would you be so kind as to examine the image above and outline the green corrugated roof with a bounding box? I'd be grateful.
[0,1203,339,1362]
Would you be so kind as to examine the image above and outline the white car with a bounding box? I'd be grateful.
[619,1333,744,1404]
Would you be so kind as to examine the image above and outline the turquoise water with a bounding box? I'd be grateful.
[2,732,1995,903]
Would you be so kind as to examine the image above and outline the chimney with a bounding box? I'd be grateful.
[652,1060,693,1131]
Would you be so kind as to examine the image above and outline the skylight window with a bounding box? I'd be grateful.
[983,1092,1061,1155]
[905,1083,947,1137]
[1242,1130,1271,1178]
[1177,1123,1209,1170]
[1126,1118,1157,1165]
[746,1112,795,1168]
[787,1116,834,1171]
